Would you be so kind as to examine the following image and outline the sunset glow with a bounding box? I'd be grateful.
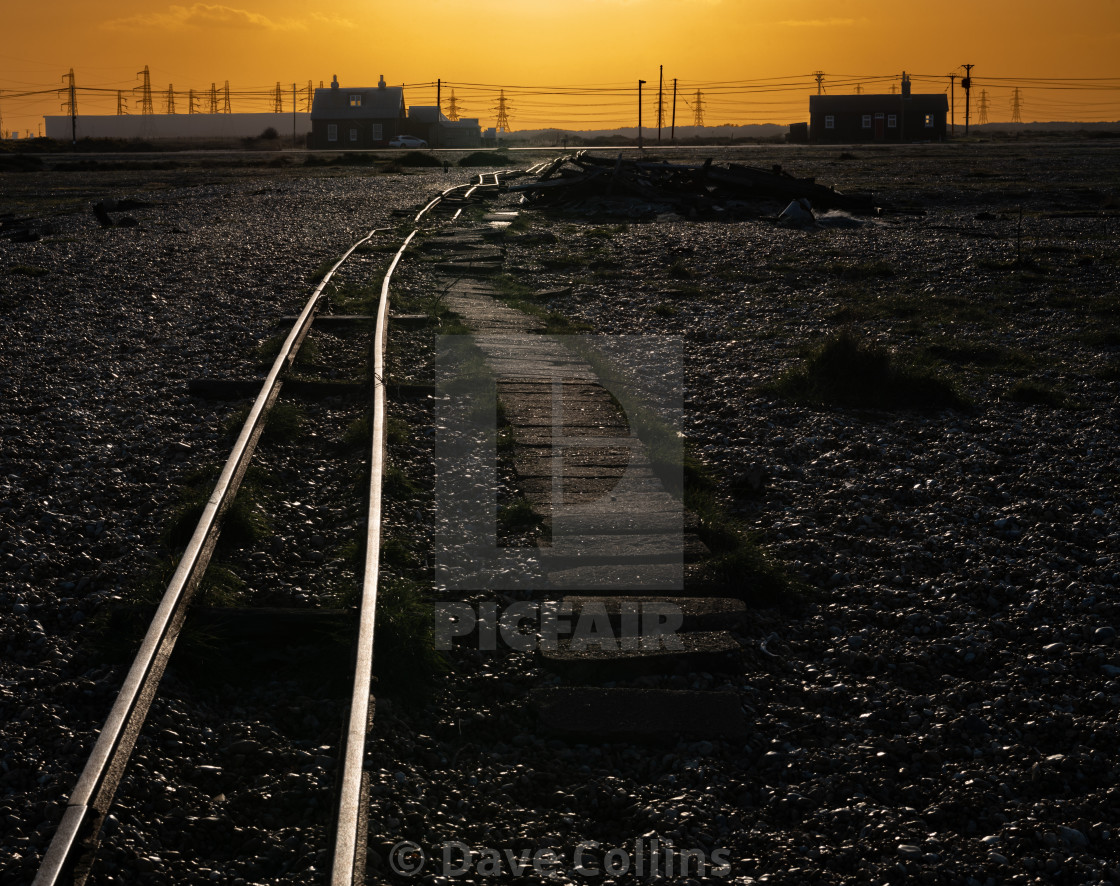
[3,0,1119,137]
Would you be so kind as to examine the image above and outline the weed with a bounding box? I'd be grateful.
[653,302,680,318]
[1007,380,1066,408]
[255,333,320,369]
[497,497,543,532]
[373,578,447,695]
[162,464,272,551]
[5,265,48,277]
[766,330,969,411]
[669,258,695,280]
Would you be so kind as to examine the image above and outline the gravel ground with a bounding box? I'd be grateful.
[3,141,1120,885]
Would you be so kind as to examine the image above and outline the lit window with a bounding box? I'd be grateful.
[862,115,872,128]
[925,114,935,128]
[887,114,897,128]
[825,115,835,129]
[350,94,362,107]
[327,124,337,142]
[372,123,383,140]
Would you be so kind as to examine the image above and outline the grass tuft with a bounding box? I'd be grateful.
[766,330,969,411]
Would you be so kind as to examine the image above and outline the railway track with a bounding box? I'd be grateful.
[33,164,754,885]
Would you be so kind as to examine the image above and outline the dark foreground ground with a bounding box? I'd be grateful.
[2,140,1119,884]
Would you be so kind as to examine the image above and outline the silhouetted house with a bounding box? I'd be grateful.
[309,75,405,148]
[406,107,482,148]
[809,86,948,144]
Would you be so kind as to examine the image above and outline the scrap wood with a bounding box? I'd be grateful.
[508,151,878,216]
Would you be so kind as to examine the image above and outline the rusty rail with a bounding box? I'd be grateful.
[32,228,384,886]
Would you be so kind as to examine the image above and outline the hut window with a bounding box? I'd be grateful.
[372,123,383,140]
[327,124,338,142]
[862,115,872,128]
[349,128,358,142]
[349,94,362,107]
[825,115,835,129]
[888,114,897,128]
[924,114,935,128]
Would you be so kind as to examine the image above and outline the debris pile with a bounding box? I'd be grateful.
[509,152,878,219]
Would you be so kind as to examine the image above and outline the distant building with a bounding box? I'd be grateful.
[807,78,948,144]
[43,113,309,141]
[406,106,482,148]
[309,75,406,149]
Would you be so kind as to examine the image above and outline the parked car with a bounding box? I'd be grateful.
[389,135,428,148]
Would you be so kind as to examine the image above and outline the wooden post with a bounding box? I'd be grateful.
[657,65,663,143]
[671,78,677,142]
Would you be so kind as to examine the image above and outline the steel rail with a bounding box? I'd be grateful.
[330,228,417,886]
[33,227,384,886]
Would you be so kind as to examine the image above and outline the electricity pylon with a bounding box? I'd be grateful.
[273,82,283,113]
[188,90,198,114]
[137,66,154,115]
[304,81,314,112]
[977,89,989,125]
[692,90,704,127]
[61,69,77,143]
[446,90,460,122]
[494,90,511,132]
[209,83,218,114]
[165,85,176,115]
[222,81,231,113]
[1010,87,1023,123]
[117,91,130,115]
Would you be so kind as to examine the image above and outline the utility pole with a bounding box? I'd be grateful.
[137,66,153,115]
[813,71,826,95]
[1010,87,1023,123]
[657,64,663,143]
[436,78,441,149]
[165,84,176,115]
[671,78,677,141]
[961,63,974,135]
[292,83,297,147]
[637,79,646,149]
[692,90,704,127]
[948,73,957,135]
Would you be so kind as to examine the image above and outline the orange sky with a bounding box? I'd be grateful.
[3,0,1119,136]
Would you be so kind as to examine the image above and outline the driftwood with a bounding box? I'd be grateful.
[508,151,878,217]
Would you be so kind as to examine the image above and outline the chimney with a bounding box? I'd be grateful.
[331,75,339,91]
[378,74,386,90]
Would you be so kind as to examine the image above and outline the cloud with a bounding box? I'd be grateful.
[103,4,352,31]
[778,17,864,27]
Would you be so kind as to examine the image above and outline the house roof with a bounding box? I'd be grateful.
[408,106,450,123]
[311,81,405,120]
[810,94,949,113]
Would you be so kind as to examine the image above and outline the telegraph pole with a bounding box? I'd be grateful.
[814,71,826,95]
[948,73,957,135]
[292,83,297,147]
[961,63,974,135]
[671,77,677,141]
[657,65,663,143]
[436,78,441,149]
[638,79,646,149]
